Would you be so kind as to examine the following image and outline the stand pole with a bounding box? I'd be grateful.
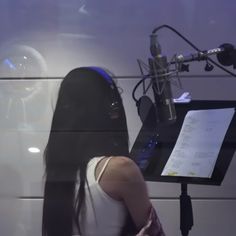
[180,183,193,236]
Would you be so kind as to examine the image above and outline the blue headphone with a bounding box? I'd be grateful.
[86,67,121,119]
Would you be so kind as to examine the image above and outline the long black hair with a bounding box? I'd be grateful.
[42,67,130,236]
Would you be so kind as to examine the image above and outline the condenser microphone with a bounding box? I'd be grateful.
[149,34,176,124]
[173,43,236,68]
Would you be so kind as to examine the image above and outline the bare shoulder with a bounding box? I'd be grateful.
[108,156,144,182]
[110,156,135,167]
[107,156,151,229]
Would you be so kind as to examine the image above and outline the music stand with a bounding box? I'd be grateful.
[130,100,236,236]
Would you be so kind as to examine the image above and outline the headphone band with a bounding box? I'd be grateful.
[87,67,120,119]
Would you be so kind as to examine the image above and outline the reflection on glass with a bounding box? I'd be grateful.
[0,44,47,78]
[28,147,41,153]
[0,44,49,130]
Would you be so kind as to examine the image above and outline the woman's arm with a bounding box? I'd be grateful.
[136,205,165,236]
[100,156,165,235]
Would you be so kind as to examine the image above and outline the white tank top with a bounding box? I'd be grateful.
[74,156,127,236]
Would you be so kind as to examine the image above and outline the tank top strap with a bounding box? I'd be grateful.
[86,157,104,184]
[96,156,113,183]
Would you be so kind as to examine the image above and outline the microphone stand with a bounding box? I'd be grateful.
[180,183,193,236]
[134,27,236,236]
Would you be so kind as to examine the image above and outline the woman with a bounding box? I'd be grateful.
[42,67,165,236]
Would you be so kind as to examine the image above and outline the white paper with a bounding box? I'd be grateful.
[161,108,235,178]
